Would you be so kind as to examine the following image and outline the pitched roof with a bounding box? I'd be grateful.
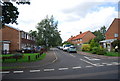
[67,36,76,41]
[67,31,90,41]
[72,31,90,40]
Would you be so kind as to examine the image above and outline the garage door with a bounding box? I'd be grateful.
[3,44,9,51]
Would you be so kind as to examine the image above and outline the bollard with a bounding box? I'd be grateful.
[28,56,30,61]
[16,58,18,61]
[36,55,37,59]
[38,54,39,58]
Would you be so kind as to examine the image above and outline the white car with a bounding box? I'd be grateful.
[63,44,71,51]
[67,46,77,53]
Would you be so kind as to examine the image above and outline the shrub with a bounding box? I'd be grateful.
[97,48,107,55]
[90,39,99,48]
[91,47,99,54]
[81,44,91,51]
[12,53,23,59]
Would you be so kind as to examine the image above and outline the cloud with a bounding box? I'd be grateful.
[59,6,118,41]
[9,0,118,42]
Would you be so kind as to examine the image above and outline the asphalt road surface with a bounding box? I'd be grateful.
[1,48,120,80]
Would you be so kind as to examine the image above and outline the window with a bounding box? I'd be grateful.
[21,32,25,38]
[80,39,82,41]
[114,33,118,37]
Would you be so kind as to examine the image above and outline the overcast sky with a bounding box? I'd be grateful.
[9,0,119,42]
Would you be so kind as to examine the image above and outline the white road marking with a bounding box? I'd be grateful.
[70,54,76,57]
[84,56,100,61]
[80,59,97,66]
[111,62,120,65]
[30,70,40,72]
[59,68,69,70]
[106,64,113,66]
[72,66,81,69]
[52,51,58,63]
[13,71,24,73]
[44,69,55,72]
[85,66,93,68]
[102,63,108,64]
[0,71,10,74]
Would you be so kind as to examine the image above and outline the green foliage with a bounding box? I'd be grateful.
[1,1,30,26]
[2,2,19,25]
[91,47,99,54]
[90,39,99,49]
[91,47,107,55]
[36,16,62,47]
[81,44,91,51]
[93,26,106,42]
[96,48,107,55]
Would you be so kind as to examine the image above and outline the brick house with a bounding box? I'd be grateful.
[100,18,120,51]
[1,25,36,54]
[67,31,96,45]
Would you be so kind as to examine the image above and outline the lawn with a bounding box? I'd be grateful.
[105,52,120,57]
[0,53,46,63]
[81,51,120,57]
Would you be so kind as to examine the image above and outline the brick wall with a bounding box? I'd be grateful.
[105,18,120,40]
[2,25,19,52]
[82,31,96,43]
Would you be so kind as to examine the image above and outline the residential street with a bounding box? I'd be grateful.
[2,48,120,79]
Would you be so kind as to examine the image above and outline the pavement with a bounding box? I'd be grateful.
[2,49,57,70]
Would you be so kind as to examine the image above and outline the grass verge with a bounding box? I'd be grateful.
[1,53,46,63]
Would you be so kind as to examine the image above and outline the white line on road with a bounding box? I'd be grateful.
[80,59,97,66]
[72,66,81,69]
[0,71,10,74]
[58,68,69,71]
[70,54,76,57]
[52,51,58,63]
[84,56,100,61]
[30,70,40,72]
[44,69,55,72]
[85,66,93,68]
[13,71,24,73]
[106,64,113,66]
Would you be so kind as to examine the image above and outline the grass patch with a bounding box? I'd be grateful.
[105,52,120,57]
[1,53,46,63]
[81,51,120,57]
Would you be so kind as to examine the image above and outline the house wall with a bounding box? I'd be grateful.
[105,18,120,40]
[2,25,19,52]
[82,31,96,44]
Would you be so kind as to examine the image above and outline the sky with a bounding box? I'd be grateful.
[9,0,119,42]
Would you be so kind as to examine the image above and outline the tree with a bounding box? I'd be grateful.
[93,26,107,42]
[1,0,30,26]
[36,16,62,48]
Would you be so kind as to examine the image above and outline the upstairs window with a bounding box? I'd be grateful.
[114,33,118,37]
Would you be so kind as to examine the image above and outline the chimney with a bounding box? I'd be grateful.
[80,31,82,34]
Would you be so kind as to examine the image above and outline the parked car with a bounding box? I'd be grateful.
[67,46,77,53]
[59,46,64,50]
[22,47,35,53]
[63,44,71,51]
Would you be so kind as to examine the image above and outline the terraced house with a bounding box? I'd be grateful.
[1,25,36,54]
[67,31,96,45]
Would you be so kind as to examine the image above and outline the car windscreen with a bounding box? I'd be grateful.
[65,45,71,47]
[70,47,76,49]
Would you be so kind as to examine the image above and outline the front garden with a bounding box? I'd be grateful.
[0,53,46,63]
[81,39,120,57]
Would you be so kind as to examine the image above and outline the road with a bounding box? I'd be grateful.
[1,48,120,80]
